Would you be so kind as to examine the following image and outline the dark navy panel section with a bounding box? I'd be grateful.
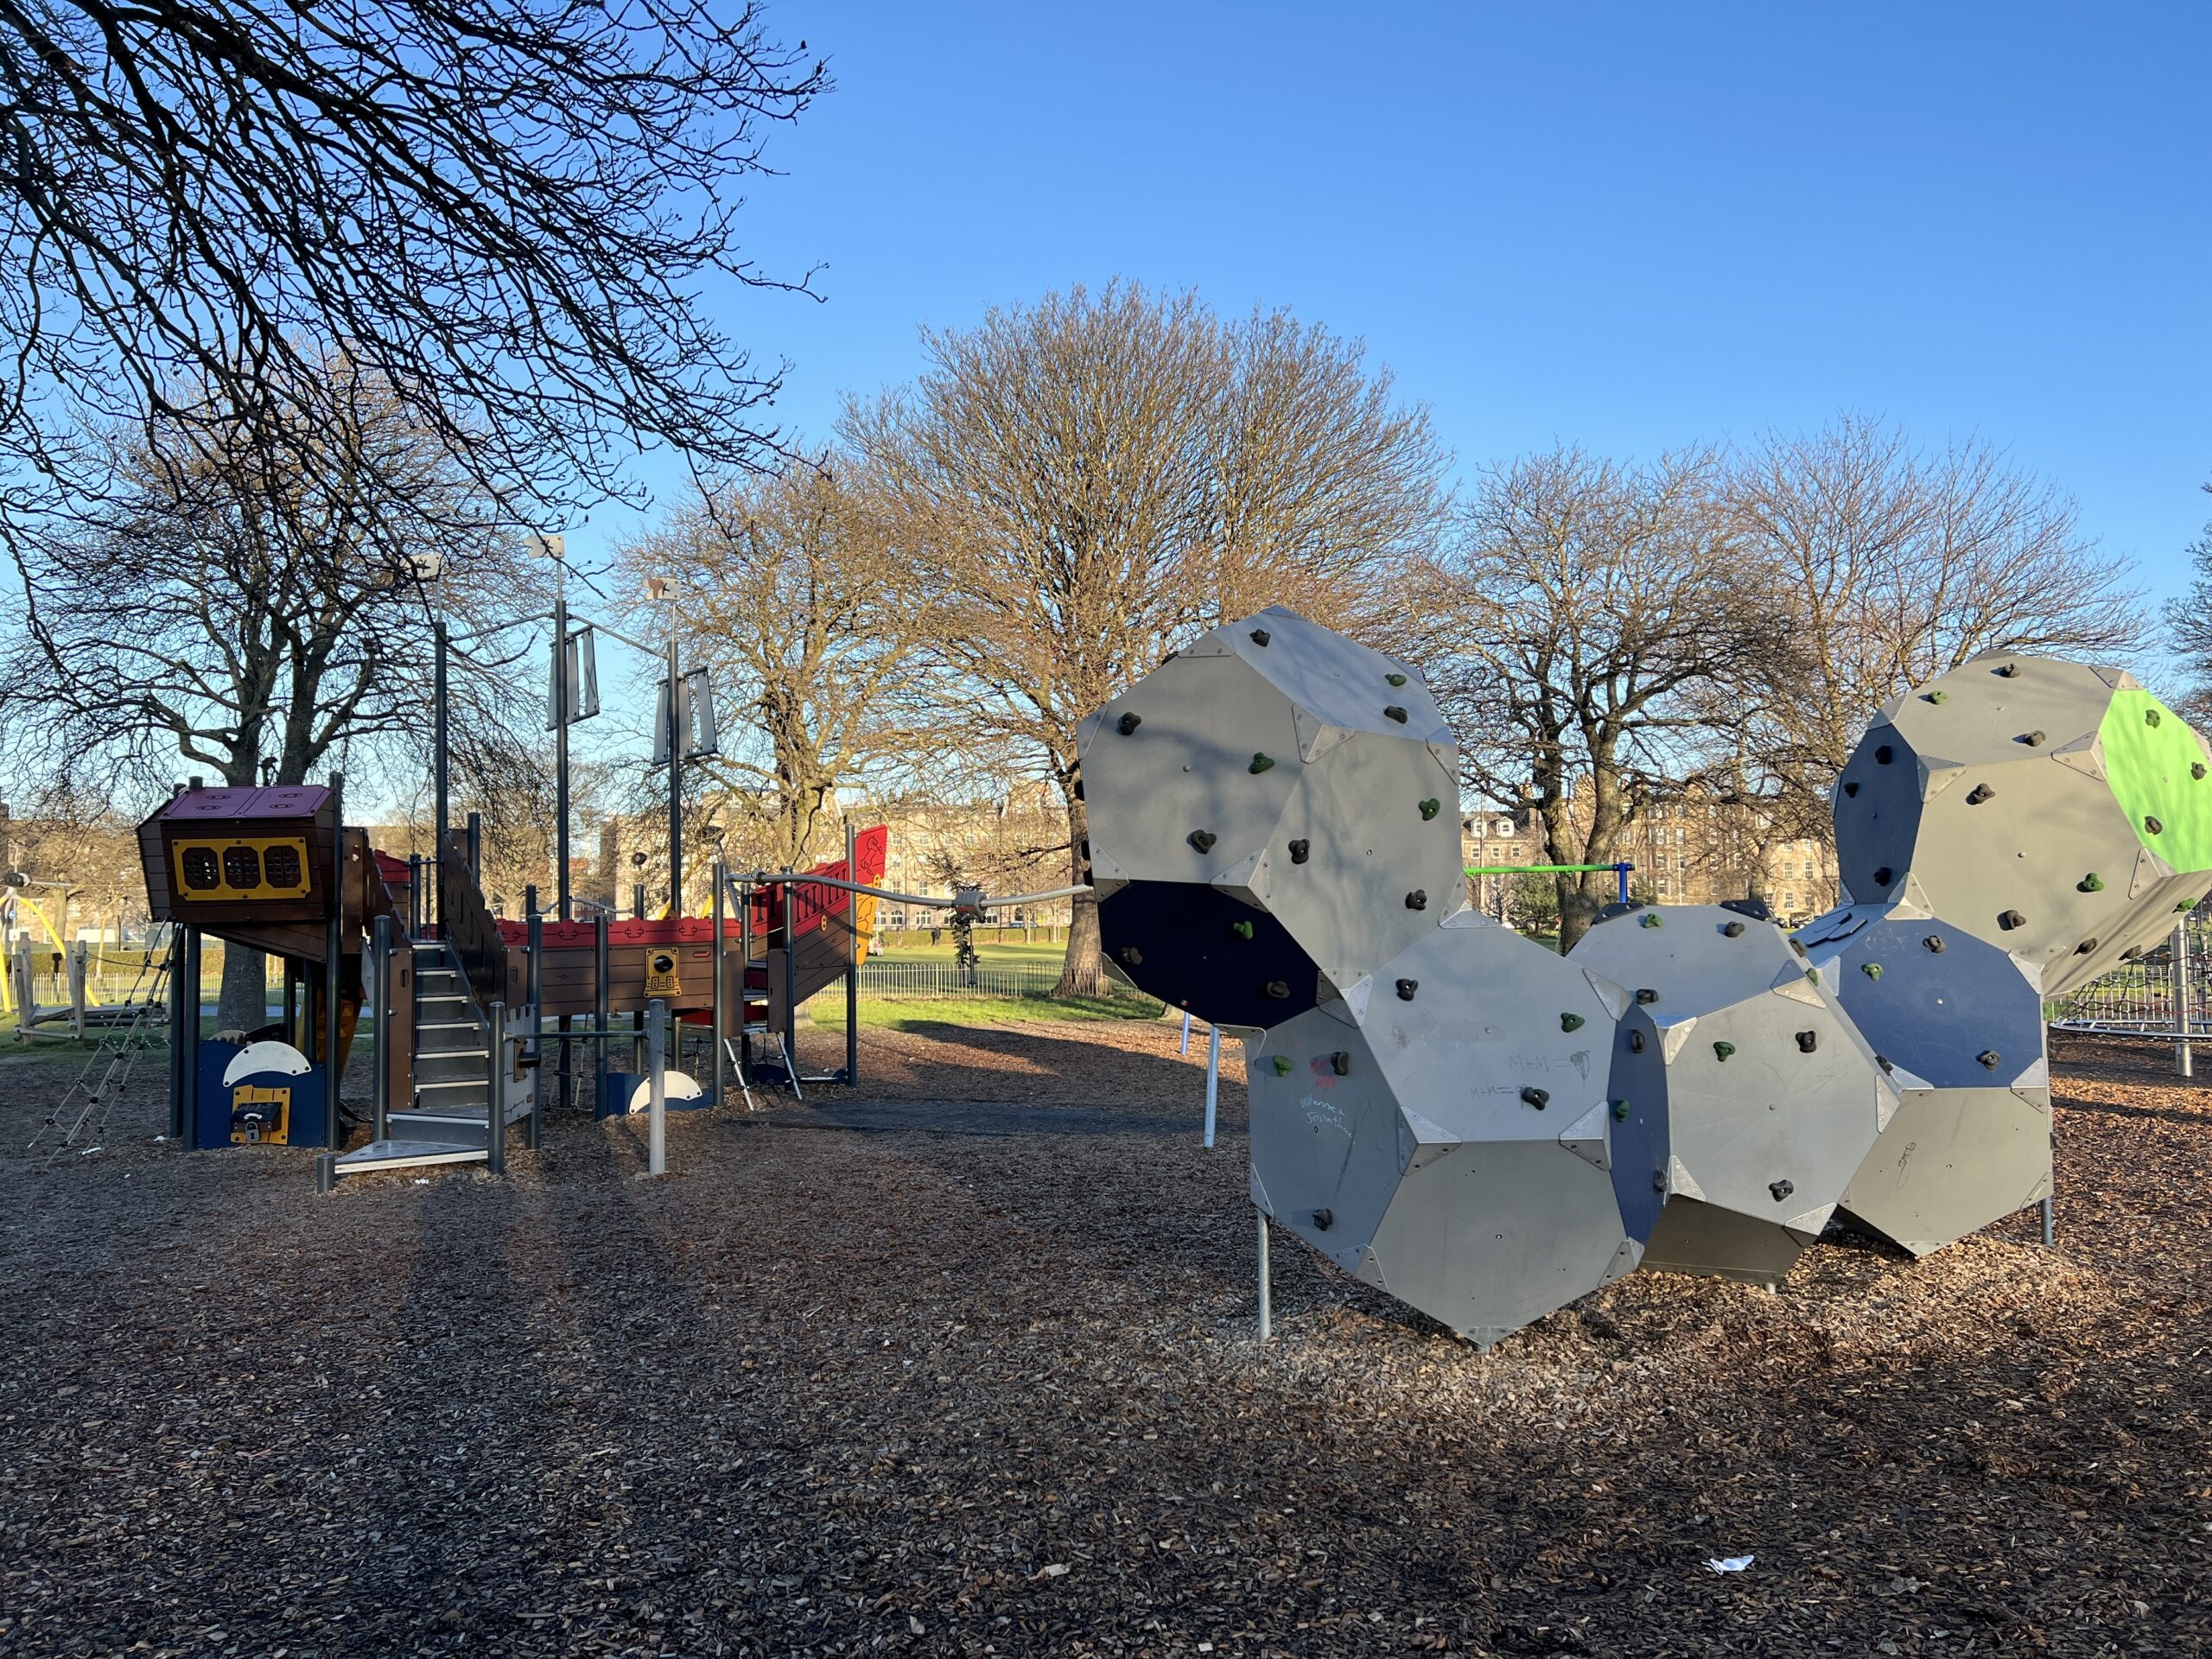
[1833,721,1923,904]
[1832,918,2043,1088]
[1605,1006,1671,1243]
[1098,880,1325,1028]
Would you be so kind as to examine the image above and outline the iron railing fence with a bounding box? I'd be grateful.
[2046,918,2212,1041]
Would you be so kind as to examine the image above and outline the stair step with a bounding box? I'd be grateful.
[332,1139,486,1176]
[416,1077,492,1092]
[416,1019,477,1032]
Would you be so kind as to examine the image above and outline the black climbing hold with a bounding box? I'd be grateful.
[2021,730,2046,747]
[1995,662,2018,677]
[2122,946,2143,961]
[1117,946,1144,967]
[1332,1051,1351,1077]
[1230,920,1254,940]
[1188,830,1217,854]
[1262,980,1291,1000]
[1872,866,1893,887]
[1249,628,1271,646]
[1560,1012,1586,1032]
[2075,938,2098,954]
[1651,1170,1668,1193]
[1966,783,1994,804]
[1383,705,1408,724]
[1628,1029,1645,1053]
[1713,1040,1735,1062]
[1635,988,1658,1006]
[1721,921,1745,938]
[1842,781,1860,797]
[1117,712,1142,735]
[1385,671,1407,687]
[1876,1054,1892,1073]
[1395,978,1419,1001]
[1923,934,1946,954]
[1795,1030,1818,1053]
[1999,909,2025,930]
[1875,745,1893,764]
[1520,1086,1548,1109]
[1287,838,1310,864]
[1313,1207,1332,1230]
[1769,1179,1796,1203]
[2146,815,2164,835]
[2078,873,2104,893]
[1405,889,1427,910]
[1978,1049,2001,1071]
[1249,753,1275,773]
[1419,798,1441,820]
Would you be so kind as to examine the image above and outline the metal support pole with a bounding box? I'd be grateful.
[782,867,798,1078]
[594,911,610,1117]
[324,773,345,1153]
[486,998,505,1175]
[632,881,646,923]
[740,874,753,1074]
[1180,1010,1192,1055]
[1617,862,1631,906]
[372,913,392,1143]
[666,610,683,918]
[408,854,423,940]
[434,619,448,918]
[647,997,667,1176]
[1204,1025,1221,1149]
[845,823,859,1085]
[2041,1195,2056,1247]
[167,925,189,1141]
[466,811,482,885]
[1256,1209,1272,1343]
[2174,921,2194,1078]
[712,859,726,1110]
[524,885,543,1151]
[552,588,573,1135]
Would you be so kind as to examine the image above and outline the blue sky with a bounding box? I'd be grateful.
[580,1,2212,627]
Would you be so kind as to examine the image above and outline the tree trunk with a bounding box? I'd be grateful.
[1053,788,1109,997]
[213,758,269,1033]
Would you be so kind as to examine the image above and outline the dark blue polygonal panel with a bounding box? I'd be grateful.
[1098,880,1324,1028]
[1826,918,2043,1089]
[1833,720,1923,905]
[1605,1005,1670,1243]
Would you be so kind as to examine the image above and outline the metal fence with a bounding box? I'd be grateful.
[2047,918,2212,1066]
[848,959,1065,1000]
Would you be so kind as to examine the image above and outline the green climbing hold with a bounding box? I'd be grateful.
[1249,753,1275,773]
[1804,968,1821,984]
[1713,1040,1736,1062]
[1860,962,1883,981]
[1418,798,1440,820]
[2079,873,2105,893]
[1929,690,1948,704]
[1230,920,1254,940]
[1385,671,1408,687]
[1638,912,1662,929]
[1611,1099,1630,1122]
[1560,1012,1586,1032]
[1271,1055,1293,1076]
[2148,708,2164,728]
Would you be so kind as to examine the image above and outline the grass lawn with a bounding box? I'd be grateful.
[868,935,1070,965]
[847,990,1166,1032]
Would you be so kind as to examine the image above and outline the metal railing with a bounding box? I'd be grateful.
[2047,916,2212,1072]
[847,959,1065,1000]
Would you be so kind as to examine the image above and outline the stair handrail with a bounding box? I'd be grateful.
[435,830,507,1017]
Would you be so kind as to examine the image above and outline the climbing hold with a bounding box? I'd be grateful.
[1520,1086,1548,1109]
[1804,968,1821,985]
[1419,798,1441,820]
[1249,628,1271,646]
[1249,753,1275,773]
[2078,873,2105,893]
[1923,934,1946,953]
[1966,783,1994,804]
[1560,1012,1586,1032]
[1313,1206,1332,1230]
[1611,1099,1630,1122]
[1395,978,1419,1001]
[1635,988,1658,1006]
[1651,1170,1668,1192]
[1385,672,1408,687]
[1872,866,1893,887]
[1876,1054,1894,1073]
[1995,663,2018,677]
[1117,946,1144,968]
[1769,1179,1796,1203]
[1842,781,1859,797]
[1928,690,1948,704]
[1628,1029,1645,1053]
[1117,712,1142,735]
[2145,815,2164,835]
[1795,1030,1819,1053]
[2021,729,2046,747]
[1638,912,1662,929]
[1713,1040,1736,1062]
[2196,764,2208,781]
[1262,980,1291,1000]
[1287,838,1310,864]
[1332,1051,1351,1077]
[1998,909,2025,930]
[1977,1049,2001,1071]
[1188,830,1217,854]
[1875,745,1893,764]
[2075,938,2099,954]
[1271,1055,1293,1076]
[2147,708,2163,728]
[1383,705,1408,724]
[1721,921,1745,938]
[1861,962,1883,981]
[1405,889,1427,910]
[1230,920,1254,940]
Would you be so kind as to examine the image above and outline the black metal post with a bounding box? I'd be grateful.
[845,823,859,1087]
[434,619,448,925]
[467,810,482,884]
[552,591,573,1133]
[167,925,188,1141]
[372,912,392,1143]
[712,859,726,1109]
[632,881,645,923]
[594,910,609,1117]
[323,773,345,1153]
[180,926,201,1146]
[782,867,797,1080]
[666,613,683,918]
[525,884,543,1149]
[408,853,423,939]
[486,998,506,1176]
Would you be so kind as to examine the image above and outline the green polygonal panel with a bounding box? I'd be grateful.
[2100,688,2212,872]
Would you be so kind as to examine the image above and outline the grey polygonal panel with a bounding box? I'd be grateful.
[1567,905,1895,1283]
[1247,918,1664,1345]
[1831,653,2212,995]
[1079,608,1465,1027]
[1796,900,2053,1253]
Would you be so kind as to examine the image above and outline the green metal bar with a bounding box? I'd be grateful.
[1465,863,1624,875]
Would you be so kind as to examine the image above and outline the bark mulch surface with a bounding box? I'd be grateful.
[1,1019,2207,1657]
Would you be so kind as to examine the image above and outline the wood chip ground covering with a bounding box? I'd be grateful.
[1,1020,2208,1656]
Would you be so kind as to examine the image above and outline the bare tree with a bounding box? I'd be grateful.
[1732,415,2143,857]
[1414,446,1774,950]
[2161,483,2212,726]
[0,0,826,519]
[844,283,1448,995]
[0,363,531,1024]
[621,454,944,872]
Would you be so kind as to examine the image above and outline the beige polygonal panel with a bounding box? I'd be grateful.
[1567,904,1896,1285]
[1077,608,1465,1029]
[1248,917,1669,1346]
[1832,653,2212,997]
